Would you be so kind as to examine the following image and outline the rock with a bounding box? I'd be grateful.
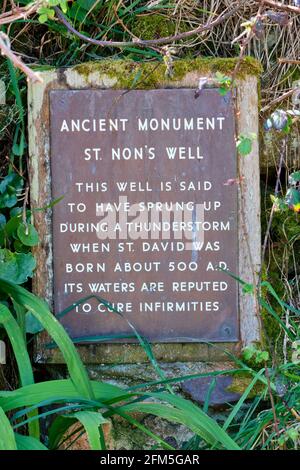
[181,375,241,408]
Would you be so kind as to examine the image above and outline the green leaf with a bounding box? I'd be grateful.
[66,411,108,450]
[289,170,300,185]
[4,213,23,238]
[242,283,254,294]
[0,192,17,209]
[282,114,292,134]
[222,369,266,432]
[0,376,240,450]
[15,433,47,450]
[60,0,68,13]
[39,14,48,23]
[17,223,39,247]
[33,195,64,212]
[0,173,23,209]
[285,187,300,212]
[0,304,33,385]
[215,71,231,85]
[236,135,253,156]
[0,407,17,450]
[48,9,56,19]
[0,279,94,401]
[0,304,39,439]
[243,346,255,361]
[48,415,78,449]
[122,391,240,450]
[0,379,126,413]
[219,86,228,96]
[14,239,31,253]
[0,249,36,284]
[0,173,23,194]
[259,351,269,362]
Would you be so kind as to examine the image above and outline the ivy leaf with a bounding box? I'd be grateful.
[256,351,269,363]
[219,86,229,96]
[243,346,255,361]
[289,171,300,185]
[14,239,31,253]
[281,114,292,134]
[0,173,21,193]
[3,214,23,238]
[285,188,300,212]
[270,194,288,212]
[215,72,232,96]
[0,248,36,284]
[236,133,256,157]
[0,173,24,209]
[17,223,39,247]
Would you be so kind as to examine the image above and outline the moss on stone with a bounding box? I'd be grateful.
[227,375,265,398]
[73,56,261,90]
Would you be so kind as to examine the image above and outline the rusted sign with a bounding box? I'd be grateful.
[49,88,238,342]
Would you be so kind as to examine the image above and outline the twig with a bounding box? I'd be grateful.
[54,4,244,48]
[1,0,7,15]
[5,155,24,177]
[0,32,42,83]
[253,0,300,14]
[278,58,300,64]
[261,89,295,113]
[231,1,265,83]
[0,1,41,25]
[112,4,140,42]
[111,4,162,55]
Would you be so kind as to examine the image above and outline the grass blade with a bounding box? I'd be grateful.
[0,304,39,439]
[67,411,108,450]
[0,407,17,450]
[121,391,240,450]
[0,278,94,400]
[15,433,48,450]
[223,369,266,432]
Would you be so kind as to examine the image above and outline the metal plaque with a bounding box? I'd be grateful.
[50,88,239,342]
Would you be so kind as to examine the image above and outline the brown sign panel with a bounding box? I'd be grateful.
[49,88,238,342]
